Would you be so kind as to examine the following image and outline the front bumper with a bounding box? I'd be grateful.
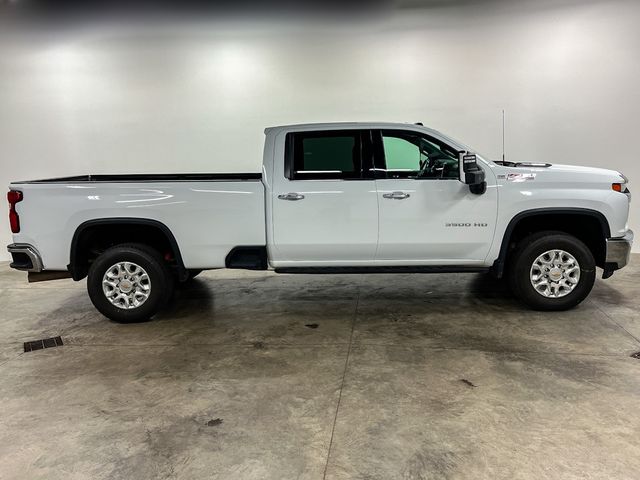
[7,243,43,272]
[605,230,634,271]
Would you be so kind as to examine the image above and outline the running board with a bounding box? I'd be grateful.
[274,266,490,274]
[28,271,73,282]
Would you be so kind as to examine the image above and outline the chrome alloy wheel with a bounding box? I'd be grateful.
[102,262,151,309]
[530,249,580,298]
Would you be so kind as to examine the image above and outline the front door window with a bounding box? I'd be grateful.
[380,130,459,179]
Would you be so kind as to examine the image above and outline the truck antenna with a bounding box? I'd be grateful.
[502,109,506,162]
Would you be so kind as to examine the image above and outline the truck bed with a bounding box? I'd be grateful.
[10,176,266,270]
[12,173,262,184]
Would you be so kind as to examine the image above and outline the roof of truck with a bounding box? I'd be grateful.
[264,122,468,151]
[265,121,433,133]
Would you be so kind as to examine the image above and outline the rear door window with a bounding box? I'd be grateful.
[286,131,365,180]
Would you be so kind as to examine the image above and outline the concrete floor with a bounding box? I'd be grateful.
[0,256,639,480]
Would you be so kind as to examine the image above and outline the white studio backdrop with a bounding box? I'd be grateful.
[0,0,639,261]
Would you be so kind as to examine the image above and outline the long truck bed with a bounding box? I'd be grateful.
[9,175,266,270]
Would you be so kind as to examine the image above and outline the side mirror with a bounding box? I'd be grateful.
[458,152,486,195]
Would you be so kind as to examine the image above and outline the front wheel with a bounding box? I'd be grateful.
[87,244,174,323]
[508,232,596,311]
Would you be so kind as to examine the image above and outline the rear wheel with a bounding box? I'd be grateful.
[508,232,596,311]
[87,244,174,323]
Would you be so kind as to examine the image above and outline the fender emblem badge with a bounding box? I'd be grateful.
[507,173,536,182]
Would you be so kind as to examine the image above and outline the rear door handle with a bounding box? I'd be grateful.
[278,192,305,201]
[382,191,410,200]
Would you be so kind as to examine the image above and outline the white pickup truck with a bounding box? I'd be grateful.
[7,122,633,322]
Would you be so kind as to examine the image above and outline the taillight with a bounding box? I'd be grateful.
[612,183,623,192]
[7,190,23,233]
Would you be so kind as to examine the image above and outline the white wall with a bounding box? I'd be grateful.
[1,0,639,260]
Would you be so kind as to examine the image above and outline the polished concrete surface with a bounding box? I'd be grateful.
[0,256,639,479]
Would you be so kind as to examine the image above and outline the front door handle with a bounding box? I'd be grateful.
[382,191,410,200]
[278,192,305,201]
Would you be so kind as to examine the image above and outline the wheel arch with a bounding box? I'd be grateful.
[493,208,611,278]
[68,218,187,281]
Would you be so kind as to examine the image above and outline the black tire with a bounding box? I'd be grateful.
[508,231,596,311]
[87,243,174,323]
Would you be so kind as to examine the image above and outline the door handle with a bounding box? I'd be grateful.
[382,191,410,200]
[278,192,305,201]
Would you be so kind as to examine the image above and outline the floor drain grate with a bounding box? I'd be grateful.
[631,352,640,359]
[24,336,64,353]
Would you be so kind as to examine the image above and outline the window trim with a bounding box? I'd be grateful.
[372,129,461,181]
[284,130,374,181]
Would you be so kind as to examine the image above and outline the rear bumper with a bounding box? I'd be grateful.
[7,244,43,272]
[605,230,634,270]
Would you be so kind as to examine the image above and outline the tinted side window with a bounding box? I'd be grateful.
[287,131,363,180]
[382,136,424,172]
[379,130,459,180]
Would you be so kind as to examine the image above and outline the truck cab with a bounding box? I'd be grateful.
[264,123,497,268]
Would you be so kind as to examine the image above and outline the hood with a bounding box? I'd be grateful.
[546,163,623,178]
[492,161,626,184]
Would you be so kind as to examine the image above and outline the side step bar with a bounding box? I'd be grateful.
[274,266,490,274]
[28,271,73,283]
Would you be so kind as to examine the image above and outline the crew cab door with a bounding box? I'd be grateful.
[269,129,378,266]
[373,129,497,265]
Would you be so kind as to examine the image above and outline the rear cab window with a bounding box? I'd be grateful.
[285,130,370,180]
